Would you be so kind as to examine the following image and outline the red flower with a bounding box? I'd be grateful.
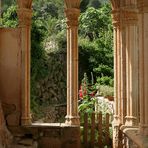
[90,92,95,97]
[79,89,83,98]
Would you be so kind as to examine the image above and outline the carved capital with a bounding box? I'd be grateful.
[111,0,120,10]
[17,8,32,27]
[64,0,80,9]
[137,0,143,12]
[138,0,148,13]
[112,10,120,27]
[65,8,80,27]
[121,9,138,24]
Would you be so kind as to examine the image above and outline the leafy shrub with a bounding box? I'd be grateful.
[0,5,18,27]
[97,85,114,97]
[97,76,113,86]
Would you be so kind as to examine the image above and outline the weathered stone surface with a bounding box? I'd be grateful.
[39,137,61,148]
[18,139,33,146]
[0,101,13,148]
[6,124,80,148]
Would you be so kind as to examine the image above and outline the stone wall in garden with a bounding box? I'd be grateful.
[32,52,67,123]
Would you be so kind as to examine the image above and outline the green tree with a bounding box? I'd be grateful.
[79,3,113,82]
[79,3,112,41]
[1,0,16,13]
[0,5,18,27]
[33,0,64,19]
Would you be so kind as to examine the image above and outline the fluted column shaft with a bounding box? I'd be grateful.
[17,8,32,125]
[112,9,122,148]
[65,8,80,125]
[120,23,127,125]
[138,6,148,135]
[112,10,121,126]
[123,10,139,126]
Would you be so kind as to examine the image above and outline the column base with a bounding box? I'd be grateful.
[125,116,137,126]
[113,115,120,126]
[21,117,32,126]
[113,115,122,148]
[140,124,148,136]
[65,115,80,126]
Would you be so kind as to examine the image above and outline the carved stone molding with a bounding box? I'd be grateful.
[138,0,148,12]
[112,10,120,27]
[137,0,143,11]
[112,9,138,27]
[65,8,80,27]
[64,0,80,9]
[110,0,120,10]
[121,9,138,24]
[17,8,32,27]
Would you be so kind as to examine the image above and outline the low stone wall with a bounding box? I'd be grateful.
[32,104,66,123]
[8,124,80,148]
[0,100,80,148]
[122,127,148,148]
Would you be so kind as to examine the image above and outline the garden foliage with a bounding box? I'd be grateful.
[0,0,113,121]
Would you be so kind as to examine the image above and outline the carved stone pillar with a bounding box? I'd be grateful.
[120,21,127,126]
[112,9,120,125]
[17,8,32,125]
[138,2,148,136]
[123,10,139,126]
[65,8,80,125]
[112,9,122,148]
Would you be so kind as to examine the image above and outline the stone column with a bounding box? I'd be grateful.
[112,9,122,148]
[65,8,80,125]
[120,22,127,125]
[138,3,148,136]
[17,8,32,125]
[112,9,120,126]
[123,10,139,126]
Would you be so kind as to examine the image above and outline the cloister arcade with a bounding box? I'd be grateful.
[0,0,148,147]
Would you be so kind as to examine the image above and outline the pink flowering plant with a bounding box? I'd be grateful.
[78,73,97,114]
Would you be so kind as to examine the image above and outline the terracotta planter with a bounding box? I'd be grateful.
[105,96,114,101]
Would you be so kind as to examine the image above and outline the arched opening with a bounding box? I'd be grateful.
[0,0,148,147]
[30,0,67,124]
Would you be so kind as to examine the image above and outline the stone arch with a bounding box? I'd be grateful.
[0,0,148,147]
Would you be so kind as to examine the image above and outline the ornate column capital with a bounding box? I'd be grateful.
[17,8,32,27]
[138,0,148,13]
[112,9,120,27]
[64,0,80,9]
[110,0,120,11]
[121,9,138,25]
[65,8,80,27]
[137,0,143,12]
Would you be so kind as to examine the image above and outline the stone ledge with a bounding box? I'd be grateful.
[121,127,148,148]
[31,123,61,127]
[30,123,80,128]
